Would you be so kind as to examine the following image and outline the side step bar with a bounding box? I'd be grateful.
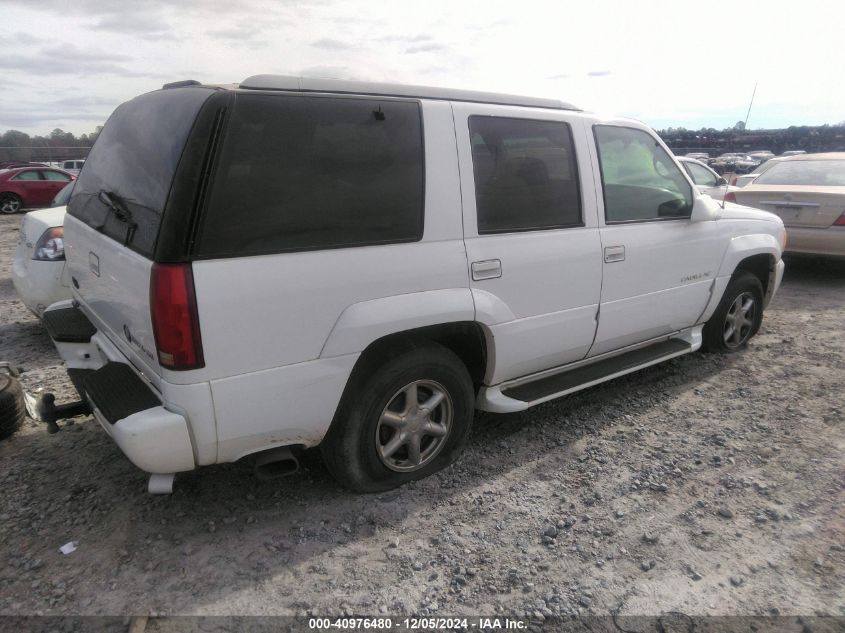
[478,333,699,414]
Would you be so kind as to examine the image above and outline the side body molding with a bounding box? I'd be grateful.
[320,288,476,358]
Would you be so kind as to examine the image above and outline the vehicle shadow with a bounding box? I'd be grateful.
[781,254,845,287]
[0,347,735,616]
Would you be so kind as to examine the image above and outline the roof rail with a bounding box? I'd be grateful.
[162,80,202,90]
[239,75,579,111]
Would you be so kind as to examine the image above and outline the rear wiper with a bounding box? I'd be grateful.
[98,190,138,245]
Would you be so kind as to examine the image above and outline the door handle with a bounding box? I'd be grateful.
[471,259,502,281]
[604,245,625,263]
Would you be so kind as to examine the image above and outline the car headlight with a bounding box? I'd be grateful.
[33,227,65,261]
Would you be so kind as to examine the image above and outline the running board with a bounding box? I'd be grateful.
[477,336,696,413]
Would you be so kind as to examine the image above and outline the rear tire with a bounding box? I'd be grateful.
[321,343,474,492]
[0,193,22,214]
[702,272,764,353]
[0,372,26,440]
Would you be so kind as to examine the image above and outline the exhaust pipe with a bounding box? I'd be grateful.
[254,446,300,481]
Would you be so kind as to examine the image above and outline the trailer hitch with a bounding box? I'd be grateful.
[37,393,92,434]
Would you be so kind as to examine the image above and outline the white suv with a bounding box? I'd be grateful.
[42,76,786,493]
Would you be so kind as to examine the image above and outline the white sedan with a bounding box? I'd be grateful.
[676,156,738,202]
[12,183,72,316]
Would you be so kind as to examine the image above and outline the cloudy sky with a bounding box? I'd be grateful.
[2,0,843,136]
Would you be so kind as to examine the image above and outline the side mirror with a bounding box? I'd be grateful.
[716,177,728,186]
[690,194,722,222]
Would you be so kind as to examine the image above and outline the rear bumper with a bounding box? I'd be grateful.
[91,403,195,474]
[12,255,72,317]
[43,302,196,474]
[785,226,845,258]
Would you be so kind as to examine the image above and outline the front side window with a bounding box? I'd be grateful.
[684,161,717,187]
[595,125,693,222]
[469,116,581,233]
[12,170,41,181]
[197,94,424,258]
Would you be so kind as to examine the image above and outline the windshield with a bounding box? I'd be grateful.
[67,87,213,257]
[754,160,845,186]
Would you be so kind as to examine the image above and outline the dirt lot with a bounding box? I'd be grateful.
[0,213,843,621]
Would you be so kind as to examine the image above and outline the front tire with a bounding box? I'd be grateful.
[0,193,23,215]
[321,343,474,492]
[702,271,764,353]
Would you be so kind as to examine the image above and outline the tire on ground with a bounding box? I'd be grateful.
[321,342,475,493]
[0,372,26,440]
[0,193,23,215]
[702,271,764,353]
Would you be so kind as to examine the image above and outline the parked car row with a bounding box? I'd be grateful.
[681,150,807,175]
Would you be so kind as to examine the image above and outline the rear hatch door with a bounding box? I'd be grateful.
[64,86,216,380]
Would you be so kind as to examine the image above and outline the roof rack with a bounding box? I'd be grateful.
[239,75,579,111]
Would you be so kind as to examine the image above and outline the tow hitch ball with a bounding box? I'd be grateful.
[37,393,91,434]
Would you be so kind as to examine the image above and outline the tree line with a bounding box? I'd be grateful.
[1,127,102,149]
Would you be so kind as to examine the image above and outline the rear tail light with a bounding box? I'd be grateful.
[834,211,845,226]
[33,227,65,261]
[150,263,204,370]
[724,192,737,204]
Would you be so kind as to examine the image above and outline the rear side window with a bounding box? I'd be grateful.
[595,125,693,222]
[684,161,717,187]
[68,87,214,257]
[469,116,581,233]
[43,170,72,182]
[196,94,424,258]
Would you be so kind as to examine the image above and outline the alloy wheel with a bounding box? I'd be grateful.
[723,292,756,348]
[375,379,453,472]
[0,197,21,214]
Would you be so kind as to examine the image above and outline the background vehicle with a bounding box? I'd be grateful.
[12,182,73,316]
[710,153,759,175]
[780,150,807,157]
[60,159,85,175]
[677,157,737,201]
[684,152,710,162]
[41,77,785,494]
[729,152,845,257]
[0,167,75,214]
[732,155,788,187]
[747,151,775,163]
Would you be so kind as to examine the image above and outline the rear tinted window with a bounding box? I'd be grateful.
[754,160,845,186]
[196,94,424,258]
[469,116,581,233]
[67,87,213,257]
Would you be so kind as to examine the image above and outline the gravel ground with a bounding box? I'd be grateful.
[0,212,843,620]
